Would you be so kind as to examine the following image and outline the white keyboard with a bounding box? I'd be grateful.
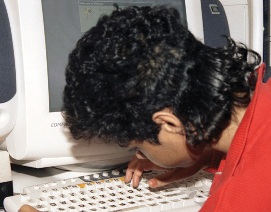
[4,168,213,212]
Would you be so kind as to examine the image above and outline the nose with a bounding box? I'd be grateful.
[135,150,147,159]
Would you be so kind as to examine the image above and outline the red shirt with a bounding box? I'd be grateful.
[201,64,271,211]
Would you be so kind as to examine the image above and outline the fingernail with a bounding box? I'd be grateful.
[148,179,157,188]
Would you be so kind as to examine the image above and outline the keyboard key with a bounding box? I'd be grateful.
[4,168,213,212]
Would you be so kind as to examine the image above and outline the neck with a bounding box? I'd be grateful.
[212,107,247,153]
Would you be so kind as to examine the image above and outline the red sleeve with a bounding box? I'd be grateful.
[201,64,271,211]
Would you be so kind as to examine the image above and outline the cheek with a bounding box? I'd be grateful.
[142,145,198,169]
[142,148,193,169]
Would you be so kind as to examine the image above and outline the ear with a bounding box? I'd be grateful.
[152,111,184,134]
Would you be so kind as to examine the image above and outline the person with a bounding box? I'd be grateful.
[19,5,271,212]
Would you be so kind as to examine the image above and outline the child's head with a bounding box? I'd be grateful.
[63,5,260,148]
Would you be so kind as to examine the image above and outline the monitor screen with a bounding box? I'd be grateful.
[42,0,187,112]
[1,0,205,170]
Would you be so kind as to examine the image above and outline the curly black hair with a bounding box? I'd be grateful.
[63,5,261,147]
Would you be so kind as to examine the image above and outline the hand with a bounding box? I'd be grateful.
[19,205,39,212]
[125,156,168,188]
[146,164,206,188]
[125,147,213,188]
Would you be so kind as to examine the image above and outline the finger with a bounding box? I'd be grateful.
[130,159,168,188]
[129,161,146,188]
[125,167,142,186]
[126,158,160,187]
[148,166,198,188]
[125,156,140,183]
[19,205,39,212]
[148,169,178,188]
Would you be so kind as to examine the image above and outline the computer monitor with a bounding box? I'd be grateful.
[0,0,231,170]
[0,0,17,144]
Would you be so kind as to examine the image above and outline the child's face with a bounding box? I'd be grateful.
[129,123,204,169]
